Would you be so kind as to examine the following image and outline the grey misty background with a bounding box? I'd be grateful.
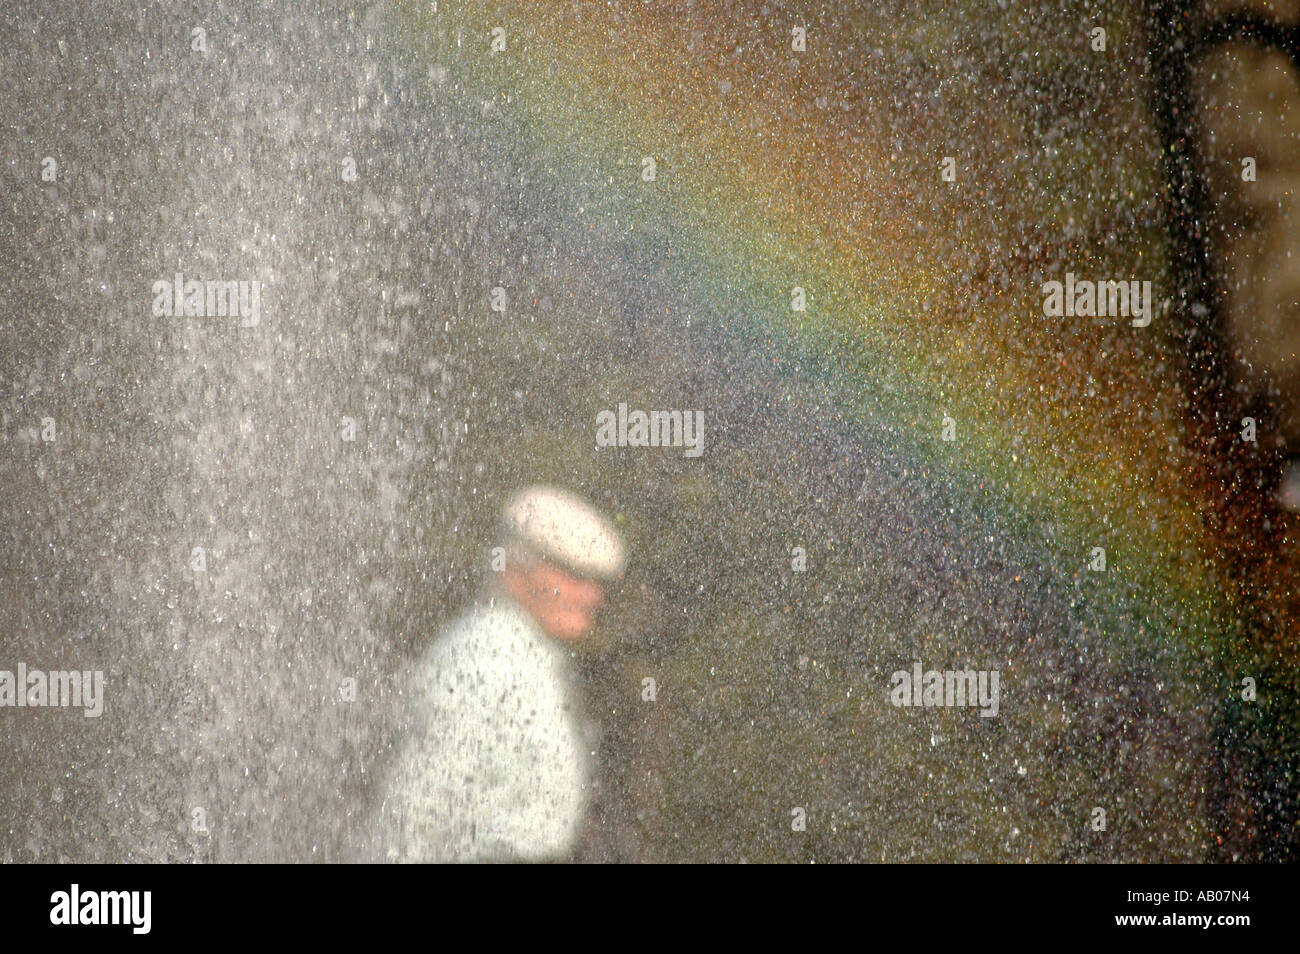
[0,0,1287,862]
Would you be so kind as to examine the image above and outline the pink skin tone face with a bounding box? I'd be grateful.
[503,559,606,644]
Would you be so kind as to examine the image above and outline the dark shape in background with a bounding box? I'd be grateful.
[1149,0,1300,861]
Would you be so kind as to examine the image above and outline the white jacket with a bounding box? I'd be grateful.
[375,596,592,862]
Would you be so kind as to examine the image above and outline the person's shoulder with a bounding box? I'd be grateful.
[443,598,540,656]
[409,598,542,690]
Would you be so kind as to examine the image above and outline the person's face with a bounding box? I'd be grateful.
[518,560,605,644]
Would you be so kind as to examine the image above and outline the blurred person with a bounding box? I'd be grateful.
[370,485,625,862]
[1196,44,1300,509]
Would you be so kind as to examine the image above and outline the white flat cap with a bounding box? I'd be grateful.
[502,485,626,580]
